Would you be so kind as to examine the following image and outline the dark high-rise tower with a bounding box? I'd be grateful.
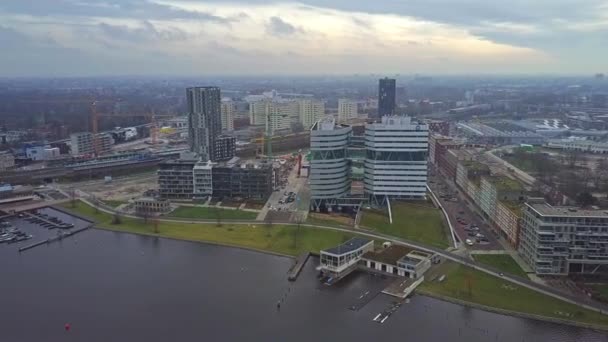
[377,78,396,119]
[187,87,234,161]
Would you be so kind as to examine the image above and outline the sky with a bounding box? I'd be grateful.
[0,0,607,77]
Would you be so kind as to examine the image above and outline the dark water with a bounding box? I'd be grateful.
[1,209,607,342]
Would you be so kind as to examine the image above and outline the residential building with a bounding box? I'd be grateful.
[0,151,15,170]
[249,99,298,133]
[70,132,113,156]
[299,99,325,129]
[220,99,235,131]
[519,202,608,275]
[309,116,352,211]
[426,120,450,136]
[213,135,236,161]
[134,197,171,215]
[319,238,374,282]
[187,86,224,161]
[377,78,396,119]
[495,200,522,247]
[338,99,359,123]
[364,116,429,206]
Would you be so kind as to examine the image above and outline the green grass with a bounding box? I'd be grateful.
[360,202,449,249]
[59,201,358,256]
[590,284,608,302]
[473,254,527,278]
[168,206,258,220]
[419,263,608,328]
[103,200,127,208]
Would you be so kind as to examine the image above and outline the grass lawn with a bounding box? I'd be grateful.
[360,201,449,249]
[473,254,528,278]
[168,206,258,220]
[307,213,353,227]
[59,201,358,256]
[103,200,127,208]
[419,263,608,328]
[590,284,608,302]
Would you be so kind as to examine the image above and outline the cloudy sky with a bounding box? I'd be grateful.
[0,0,607,76]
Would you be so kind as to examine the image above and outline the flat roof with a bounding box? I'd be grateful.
[323,237,372,255]
[362,245,412,265]
[488,176,524,192]
[527,203,608,218]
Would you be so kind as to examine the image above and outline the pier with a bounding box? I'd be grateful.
[23,211,74,229]
[287,252,310,281]
[19,225,91,252]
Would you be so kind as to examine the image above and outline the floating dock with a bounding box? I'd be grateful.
[19,225,91,252]
[287,252,310,281]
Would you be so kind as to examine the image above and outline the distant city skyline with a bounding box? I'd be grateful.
[0,1,607,76]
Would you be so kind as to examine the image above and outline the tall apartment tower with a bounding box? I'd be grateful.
[364,116,429,206]
[338,99,359,123]
[298,99,325,129]
[377,78,396,119]
[220,98,235,131]
[187,87,234,161]
[309,116,352,211]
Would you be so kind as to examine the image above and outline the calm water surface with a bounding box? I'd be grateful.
[0,208,607,341]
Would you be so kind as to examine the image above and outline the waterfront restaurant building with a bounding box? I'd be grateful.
[319,238,374,281]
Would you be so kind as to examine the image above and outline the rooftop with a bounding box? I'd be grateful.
[462,160,490,173]
[362,245,412,265]
[322,237,372,255]
[500,200,523,216]
[489,176,524,192]
[527,203,608,218]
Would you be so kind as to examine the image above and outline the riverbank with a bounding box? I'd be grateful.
[58,201,360,257]
[419,263,608,329]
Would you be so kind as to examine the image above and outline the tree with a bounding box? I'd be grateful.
[152,218,160,234]
[264,213,273,238]
[576,192,597,207]
[565,150,580,169]
[215,208,223,227]
[69,188,77,208]
[293,214,303,250]
[112,211,122,225]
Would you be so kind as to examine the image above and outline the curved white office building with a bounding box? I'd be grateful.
[310,116,352,211]
[364,116,429,206]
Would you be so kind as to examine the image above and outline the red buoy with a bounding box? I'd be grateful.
[64,323,71,332]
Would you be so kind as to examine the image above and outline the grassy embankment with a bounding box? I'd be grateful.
[472,254,528,278]
[419,262,608,328]
[60,201,357,256]
[168,206,258,220]
[360,201,450,249]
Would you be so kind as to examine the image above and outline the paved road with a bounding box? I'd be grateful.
[66,195,608,316]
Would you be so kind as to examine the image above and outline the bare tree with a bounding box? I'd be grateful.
[264,213,273,238]
[152,218,160,234]
[565,150,579,169]
[215,208,223,227]
[112,210,122,225]
[69,188,77,208]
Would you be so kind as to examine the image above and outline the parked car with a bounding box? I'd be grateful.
[465,239,474,246]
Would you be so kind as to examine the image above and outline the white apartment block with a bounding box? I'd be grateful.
[338,99,359,123]
[220,99,235,131]
[299,99,325,129]
[249,100,298,133]
[0,151,15,170]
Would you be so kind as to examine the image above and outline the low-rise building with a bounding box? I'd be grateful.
[212,161,274,200]
[319,238,374,282]
[134,197,171,215]
[519,202,608,275]
[0,151,15,170]
[362,245,432,279]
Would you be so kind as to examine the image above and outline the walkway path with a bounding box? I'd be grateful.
[70,195,608,316]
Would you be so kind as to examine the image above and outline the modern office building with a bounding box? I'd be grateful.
[193,160,213,199]
[309,116,352,211]
[519,201,608,275]
[187,86,232,161]
[70,132,113,156]
[220,99,235,131]
[377,78,396,119]
[212,161,274,200]
[213,135,236,161]
[364,116,429,206]
[338,99,359,123]
[157,153,198,200]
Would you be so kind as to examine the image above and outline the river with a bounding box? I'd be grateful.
[0,208,606,341]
